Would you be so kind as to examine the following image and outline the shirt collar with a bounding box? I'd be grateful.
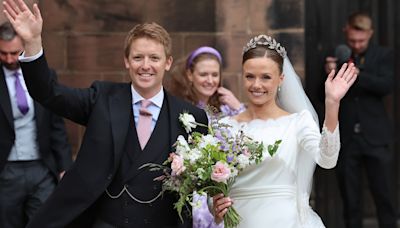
[3,66,22,78]
[130,85,164,108]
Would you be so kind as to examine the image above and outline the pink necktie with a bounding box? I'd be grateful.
[137,100,152,149]
[13,72,29,115]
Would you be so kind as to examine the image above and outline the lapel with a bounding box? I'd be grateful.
[0,69,14,129]
[33,101,44,128]
[108,83,132,170]
[166,93,186,147]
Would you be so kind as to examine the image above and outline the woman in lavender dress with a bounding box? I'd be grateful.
[167,46,245,228]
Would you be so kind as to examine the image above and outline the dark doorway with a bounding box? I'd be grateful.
[305,0,400,227]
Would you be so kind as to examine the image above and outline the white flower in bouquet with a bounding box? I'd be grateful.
[175,135,191,159]
[200,134,219,148]
[229,168,239,179]
[188,148,202,164]
[179,112,196,133]
[176,135,189,151]
[236,154,250,169]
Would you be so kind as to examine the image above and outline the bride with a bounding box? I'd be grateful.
[212,35,357,227]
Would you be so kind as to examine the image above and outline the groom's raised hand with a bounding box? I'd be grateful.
[3,0,43,56]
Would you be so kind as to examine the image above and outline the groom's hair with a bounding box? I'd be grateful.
[124,22,172,58]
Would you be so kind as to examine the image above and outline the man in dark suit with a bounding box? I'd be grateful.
[0,21,72,228]
[324,12,396,228]
[3,0,208,227]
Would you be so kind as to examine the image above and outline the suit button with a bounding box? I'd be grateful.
[107,174,112,180]
[144,219,149,224]
[354,123,361,133]
[124,218,129,224]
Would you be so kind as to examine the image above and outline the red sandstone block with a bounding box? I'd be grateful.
[183,35,217,56]
[67,34,126,71]
[58,72,103,88]
[216,0,248,33]
[216,34,251,73]
[42,32,67,70]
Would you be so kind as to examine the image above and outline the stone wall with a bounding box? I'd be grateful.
[2,0,305,156]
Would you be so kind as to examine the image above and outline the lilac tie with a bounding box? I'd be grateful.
[137,100,152,149]
[13,72,29,115]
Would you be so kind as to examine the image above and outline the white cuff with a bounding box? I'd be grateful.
[19,48,44,62]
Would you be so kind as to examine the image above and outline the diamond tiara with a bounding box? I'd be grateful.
[242,35,287,58]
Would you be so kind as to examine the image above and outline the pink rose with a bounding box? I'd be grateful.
[171,154,186,176]
[168,153,176,162]
[211,161,231,183]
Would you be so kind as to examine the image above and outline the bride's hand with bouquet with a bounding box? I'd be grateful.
[212,193,233,224]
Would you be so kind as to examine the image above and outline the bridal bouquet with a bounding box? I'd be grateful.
[142,112,281,228]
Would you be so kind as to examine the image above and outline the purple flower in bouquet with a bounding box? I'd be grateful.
[226,154,234,163]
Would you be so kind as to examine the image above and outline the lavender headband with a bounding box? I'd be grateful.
[186,46,222,69]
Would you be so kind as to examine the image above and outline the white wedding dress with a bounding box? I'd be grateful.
[224,110,340,228]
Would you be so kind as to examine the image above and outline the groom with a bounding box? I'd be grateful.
[3,0,208,227]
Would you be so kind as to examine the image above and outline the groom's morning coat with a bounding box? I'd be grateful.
[22,54,208,228]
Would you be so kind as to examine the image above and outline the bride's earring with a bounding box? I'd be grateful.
[278,86,281,92]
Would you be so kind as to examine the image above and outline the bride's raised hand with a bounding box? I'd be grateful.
[212,193,233,224]
[3,0,43,55]
[325,62,358,103]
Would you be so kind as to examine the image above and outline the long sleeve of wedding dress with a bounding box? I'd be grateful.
[318,124,340,168]
[296,111,341,228]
